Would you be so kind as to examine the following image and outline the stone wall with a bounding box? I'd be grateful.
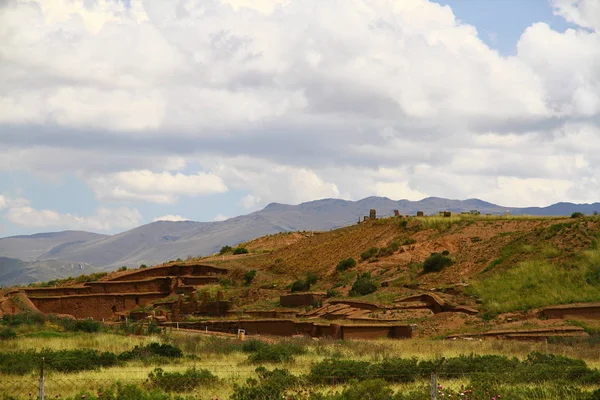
[169,319,414,339]
[108,264,227,281]
[29,292,165,319]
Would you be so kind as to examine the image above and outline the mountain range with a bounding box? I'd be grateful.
[1,196,599,285]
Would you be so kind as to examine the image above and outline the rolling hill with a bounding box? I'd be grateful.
[2,196,600,285]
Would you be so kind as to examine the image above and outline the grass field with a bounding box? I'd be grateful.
[3,328,600,399]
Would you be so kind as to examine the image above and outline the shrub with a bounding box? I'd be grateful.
[1,312,46,327]
[441,250,450,256]
[290,280,310,292]
[311,379,396,400]
[308,359,372,384]
[118,266,128,272]
[50,316,102,333]
[360,247,379,261]
[233,247,249,255]
[402,238,416,245]
[220,245,233,254]
[244,270,257,285]
[140,264,148,269]
[349,273,377,297]
[326,289,340,298]
[148,367,217,392]
[231,367,298,400]
[572,212,585,218]
[422,253,453,273]
[305,272,319,286]
[336,258,357,272]
[0,328,16,340]
[119,343,183,361]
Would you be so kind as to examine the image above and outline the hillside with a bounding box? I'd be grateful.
[183,214,600,336]
[3,196,600,285]
[8,213,600,339]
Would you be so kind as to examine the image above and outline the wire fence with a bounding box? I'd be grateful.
[2,362,597,400]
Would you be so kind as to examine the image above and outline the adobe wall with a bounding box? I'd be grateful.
[542,306,600,320]
[108,264,227,281]
[182,276,220,286]
[328,300,381,311]
[169,319,413,339]
[29,293,165,320]
[24,287,91,297]
[84,278,172,294]
[280,293,325,307]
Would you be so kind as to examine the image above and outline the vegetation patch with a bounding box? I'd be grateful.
[349,272,377,297]
[148,367,218,392]
[422,252,453,273]
[336,258,356,272]
[360,247,378,261]
[233,247,250,255]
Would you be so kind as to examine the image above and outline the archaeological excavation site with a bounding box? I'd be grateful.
[2,211,600,342]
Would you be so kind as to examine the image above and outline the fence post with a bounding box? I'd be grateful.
[430,372,437,400]
[38,357,45,400]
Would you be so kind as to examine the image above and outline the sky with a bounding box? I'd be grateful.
[0,0,599,237]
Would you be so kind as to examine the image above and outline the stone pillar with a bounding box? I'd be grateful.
[394,210,400,217]
[417,211,424,217]
[369,209,376,220]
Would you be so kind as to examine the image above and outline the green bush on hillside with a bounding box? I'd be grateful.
[349,273,377,297]
[233,247,249,255]
[423,253,453,273]
[572,212,585,218]
[290,280,310,292]
[336,258,357,272]
[220,245,233,254]
[360,247,378,261]
[244,270,257,285]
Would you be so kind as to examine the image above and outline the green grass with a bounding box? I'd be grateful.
[472,256,600,314]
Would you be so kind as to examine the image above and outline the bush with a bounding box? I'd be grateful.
[308,359,372,384]
[119,343,183,361]
[326,289,340,298]
[233,247,249,255]
[336,258,357,272]
[290,280,310,292]
[243,340,305,364]
[1,312,46,327]
[422,253,453,273]
[118,266,128,272]
[231,367,298,400]
[402,238,416,245]
[148,367,217,392]
[305,272,319,286]
[572,212,585,218]
[140,264,148,269]
[349,273,377,297]
[220,245,233,254]
[311,379,396,400]
[360,247,378,261]
[0,328,16,340]
[49,316,102,333]
[244,270,257,285]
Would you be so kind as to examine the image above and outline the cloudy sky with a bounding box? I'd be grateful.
[0,0,599,236]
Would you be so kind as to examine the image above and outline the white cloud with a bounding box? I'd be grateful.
[0,0,599,218]
[1,195,142,232]
[214,158,341,209]
[551,0,600,32]
[152,214,190,222]
[87,169,228,204]
[0,195,6,210]
[212,213,230,221]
